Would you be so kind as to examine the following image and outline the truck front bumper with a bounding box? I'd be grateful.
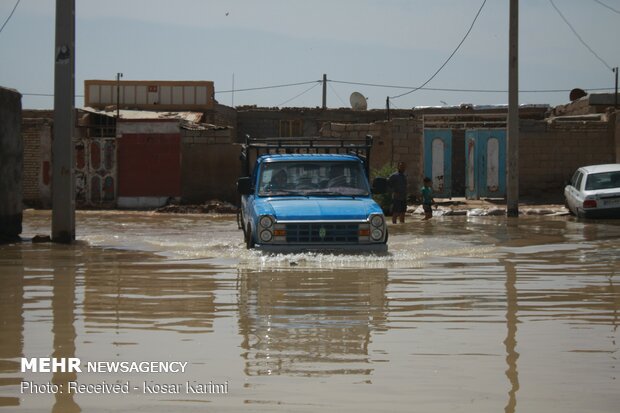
[255,243,388,254]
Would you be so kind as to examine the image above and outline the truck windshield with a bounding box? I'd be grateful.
[258,161,370,197]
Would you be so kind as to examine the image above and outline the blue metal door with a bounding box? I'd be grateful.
[465,129,506,199]
[424,129,452,198]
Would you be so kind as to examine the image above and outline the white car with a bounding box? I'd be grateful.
[564,164,620,218]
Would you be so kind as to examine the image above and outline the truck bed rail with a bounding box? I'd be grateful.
[240,135,374,176]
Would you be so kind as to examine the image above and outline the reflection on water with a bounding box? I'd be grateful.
[503,257,519,413]
[238,268,387,376]
[0,211,618,412]
[0,245,23,408]
[51,263,79,413]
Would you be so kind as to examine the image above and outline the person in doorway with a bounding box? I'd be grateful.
[388,162,408,223]
[421,177,435,220]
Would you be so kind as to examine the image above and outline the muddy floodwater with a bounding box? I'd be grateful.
[1,210,619,412]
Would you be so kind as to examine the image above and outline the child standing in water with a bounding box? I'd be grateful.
[421,177,434,220]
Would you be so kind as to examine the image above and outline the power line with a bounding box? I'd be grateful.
[593,0,620,14]
[329,80,613,94]
[277,82,320,107]
[0,0,21,35]
[390,0,487,99]
[19,83,615,101]
[549,0,614,71]
[216,80,320,94]
[327,81,347,107]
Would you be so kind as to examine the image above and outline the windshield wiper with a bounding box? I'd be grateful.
[305,190,369,197]
[305,190,342,196]
[261,189,305,196]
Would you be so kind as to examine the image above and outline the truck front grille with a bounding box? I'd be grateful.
[285,223,359,243]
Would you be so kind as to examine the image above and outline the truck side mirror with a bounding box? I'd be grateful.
[237,177,253,195]
[372,177,388,194]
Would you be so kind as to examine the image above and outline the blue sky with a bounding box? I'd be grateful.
[1,0,618,109]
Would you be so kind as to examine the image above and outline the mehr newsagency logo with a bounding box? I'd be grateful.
[20,358,229,396]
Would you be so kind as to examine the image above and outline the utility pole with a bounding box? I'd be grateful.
[322,74,327,109]
[506,0,519,217]
[386,96,391,121]
[52,0,75,243]
[614,67,618,108]
[116,72,123,119]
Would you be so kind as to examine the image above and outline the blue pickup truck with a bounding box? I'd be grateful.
[237,136,388,253]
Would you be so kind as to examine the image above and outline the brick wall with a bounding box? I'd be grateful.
[320,117,424,196]
[237,107,406,144]
[520,118,614,196]
[21,118,52,207]
[321,115,617,200]
[181,127,238,203]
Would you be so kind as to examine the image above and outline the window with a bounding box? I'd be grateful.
[574,171,584,190]
[258,161,369,197]
[585,171,620,191]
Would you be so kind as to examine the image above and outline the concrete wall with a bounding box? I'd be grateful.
[0,87,23,241]
[85,80,215,111]
[181,128,239,203]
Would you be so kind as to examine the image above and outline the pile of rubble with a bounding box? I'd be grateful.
[408,199,569,217]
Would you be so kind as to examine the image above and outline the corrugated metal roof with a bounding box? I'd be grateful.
[180,121,230,131]
[82,106,203,123]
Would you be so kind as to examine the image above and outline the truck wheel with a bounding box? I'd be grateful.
[238,211,246,232]
[245,224,255,249]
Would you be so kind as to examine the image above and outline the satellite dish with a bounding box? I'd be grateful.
[350,92,367,110]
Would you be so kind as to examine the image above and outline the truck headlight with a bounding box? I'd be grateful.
[370,214,384,227]
[369,214,385,241]
[371,228,383,241]
[260,230,273,242]
[259,215,274,228]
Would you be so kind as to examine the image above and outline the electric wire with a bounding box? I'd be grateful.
[277,81,320,107]
[215,80,320,94]
[327,81,347,107]
[329,80,613,94]
[19,83,615,102]
[0,0,21,35]
[390,0,487,99]
[593,0,620,14]
[549,0,614,71]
